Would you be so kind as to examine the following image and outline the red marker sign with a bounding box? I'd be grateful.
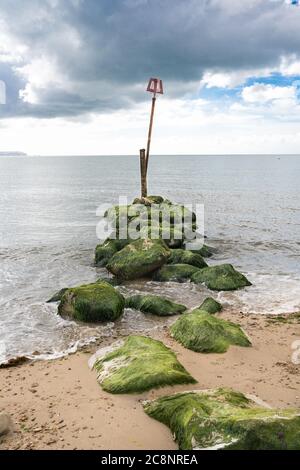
[146,77,164,95]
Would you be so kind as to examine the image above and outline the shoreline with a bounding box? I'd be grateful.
[1,310,299,450]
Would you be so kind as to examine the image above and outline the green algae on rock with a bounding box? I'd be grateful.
[170,309,251,353]
[167,249,208,269]
[89,335,196,394]
[95,239,118,267]
[58,281,125,323]
[47,287,68,303]
[125,294,187,316]
[132,195,165,205]
[106,238,170,280]
[153,264,200,283]
[96,277,122,287]
[95,238,132,267]
[143,388,300,450]
[138,224,185,249]
[198,297,222,314]
[191,264,251,291]
[191,244,214,258]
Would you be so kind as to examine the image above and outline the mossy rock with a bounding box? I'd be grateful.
[191,264,251,291]
[90,335,196,394]
[170,309,251,353]
[132,195,165,205]
[95,238,132,267]
[96,277,122,287]
[104,204,138,222]
[198,297,222,314]
[153,264,200,283]
[190,244,214,258]
[58,281,125,323]
[139,225,185,249]
[95,239,118,267]
[106,239,170,280]
[167,249,208,269]
[125,294,187,316]
[144,387,300,450]
[47,288,68,303]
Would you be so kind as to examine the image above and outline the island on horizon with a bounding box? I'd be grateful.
[0,151,27,156]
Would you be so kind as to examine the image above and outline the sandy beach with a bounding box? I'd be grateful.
[1,309,299,450]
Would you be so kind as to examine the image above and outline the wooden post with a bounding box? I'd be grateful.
[145,95,156,172]
[139,148,147,198]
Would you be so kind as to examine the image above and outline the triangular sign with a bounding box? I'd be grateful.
[146,78,164,94]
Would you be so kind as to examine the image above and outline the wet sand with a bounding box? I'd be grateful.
[1,311,300,450]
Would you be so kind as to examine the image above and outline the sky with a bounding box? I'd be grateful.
[1,0,300,155]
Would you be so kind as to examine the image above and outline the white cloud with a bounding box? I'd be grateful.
[241,83,297,103]
[1,94,300,156]
[280,54,300,75]
[16,56,67,104]
[0,19,27,63]
[200,55,300,91]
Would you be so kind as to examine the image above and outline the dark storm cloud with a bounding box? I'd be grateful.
[0,0,300,118]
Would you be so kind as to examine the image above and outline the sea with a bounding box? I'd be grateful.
[0,154,299,364]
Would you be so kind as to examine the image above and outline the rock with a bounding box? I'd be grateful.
[139,224,185,249]
[104,204,137,223]
[190,244,214,258]
[89,336,196,394]
[132,195,165,205]
[95,239,117,267]
[198,297,222,314]
[96,277,122,287]
[58,281,125,323]
[0,356,29,368]
[47,288,68,303]
[106,239,170,280]
[167,249,208,268]
[170,309,251,353]
[125,294,187,316]
[191,264,251,291]
[95,238,132,267]
[143,388,300,450]
[153,264,200,283]
[0,414,12,436]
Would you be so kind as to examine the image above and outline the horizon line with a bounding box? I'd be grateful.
[5,153,300,157]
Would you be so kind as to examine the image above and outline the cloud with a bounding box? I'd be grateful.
[0,0,300,119]
[241,83,297,103]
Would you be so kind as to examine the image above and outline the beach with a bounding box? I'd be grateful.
[1,310,299,450]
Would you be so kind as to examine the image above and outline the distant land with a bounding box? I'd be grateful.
[0,151,27,156]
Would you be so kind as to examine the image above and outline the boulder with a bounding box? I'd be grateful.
[89,335,196,394]
[96,277,122,287]
[95,238,132,267]
[106,239,170,280]
[190,244,214,258]
[139,225,185,249]
[125,294,186,316]
[198,297,222,314]
[58,281,125,323]
[47,288,68,303]
[167,249,208,269]
[191,264,251,291]
[132,195,165,205]
[170,309,251,353]
[143,388,300,450]
[153,264,200,283]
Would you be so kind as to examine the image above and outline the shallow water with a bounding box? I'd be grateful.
[0,154,299,364]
